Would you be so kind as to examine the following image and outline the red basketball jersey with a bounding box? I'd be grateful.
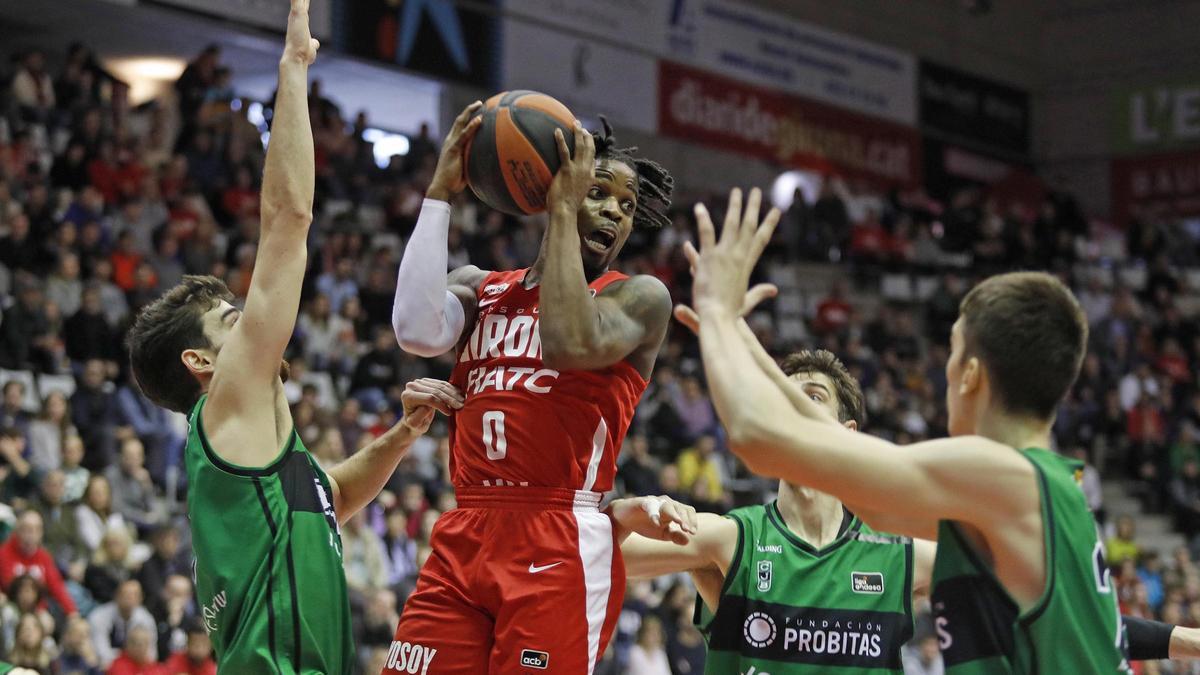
[447,268,648,492]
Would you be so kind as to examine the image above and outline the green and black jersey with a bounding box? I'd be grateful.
[695,502,914,674]
[930,447,1131,674]
[186,395,354,674]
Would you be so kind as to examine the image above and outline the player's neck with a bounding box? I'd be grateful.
[526,251,608,287]
[777,482,845,549]
[975,407,1054,452]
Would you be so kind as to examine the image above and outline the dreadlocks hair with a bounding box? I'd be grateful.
[591,116,674,230]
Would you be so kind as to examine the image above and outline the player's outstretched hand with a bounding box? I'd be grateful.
[673,238,778,335]
[691,187,780,318]
[428,101,484,201]
[284,0,320,65]
[547,120,596,214]
[609,495,699,546]
[400,378,464,435]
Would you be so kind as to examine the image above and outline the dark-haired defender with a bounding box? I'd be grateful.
[686,188,1130,673]
[386,112,692,673]
[125,3,462,673]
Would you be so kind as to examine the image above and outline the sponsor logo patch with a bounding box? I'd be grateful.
[520,649,549,669]
[757,560,773,592]
[851,572,885,594]
[483,282,510,296]
[743,612,778,648]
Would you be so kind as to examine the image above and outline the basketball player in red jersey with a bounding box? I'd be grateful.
[383,104,693,674]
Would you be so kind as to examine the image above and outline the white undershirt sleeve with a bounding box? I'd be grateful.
[391,199,467,357]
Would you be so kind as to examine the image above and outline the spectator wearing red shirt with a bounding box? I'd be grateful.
[106,625,166,675]
[1157,337,1191,385]
[88,139,121,204]
[160,622,216,675]
[0,510,78,615]
[109,230,144,292]
[814,279,853,335]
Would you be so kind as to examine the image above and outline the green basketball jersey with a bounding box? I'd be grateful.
[695,502,914,673]
[930,447,1131,674]
[186,396,354,674]
[0,661,13,674]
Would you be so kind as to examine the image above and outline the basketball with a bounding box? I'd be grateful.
[465,90,577,216]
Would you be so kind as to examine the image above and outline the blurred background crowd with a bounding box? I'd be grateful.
[0,39,1198,675]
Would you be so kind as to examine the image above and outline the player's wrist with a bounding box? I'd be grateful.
[426,182,454,202]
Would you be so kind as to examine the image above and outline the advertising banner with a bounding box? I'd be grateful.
[918,60,1030,158]
[1112,150,1200,223]
[659,60,921,188]
[501,18,658,133]
[1114,83,1200,155]
[503,0,917,125]
[149,0,333,38]
[338,0,499,87]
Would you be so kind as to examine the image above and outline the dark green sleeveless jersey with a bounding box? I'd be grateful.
[186,396,354,674]
[930,447,1131,674]
[695,502,914,673]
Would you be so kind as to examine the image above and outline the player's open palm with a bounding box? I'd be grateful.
[285,0,320,65]
[610,496,699,546]
[548,121,596,211]
[691,187,780,316]
[400,378,464,435]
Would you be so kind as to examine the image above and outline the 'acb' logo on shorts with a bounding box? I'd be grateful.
[520,649,549,669]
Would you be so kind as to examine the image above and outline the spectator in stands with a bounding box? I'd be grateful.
[1170,459,1200,539]
[350,326,404,412]
[151,574,194,661]
[0,427,35,504]
[76,475,130,554]
[381,508,418,598]
[160,619,215,675]
[116,380,181,488]
[11,49,55,124]
[8,611,53,673]
[1107,515,1142,565]
[61,434,89,502]
[89,579,155,669]
[341,510,388,600]
[6,574,54,638]
[0,279,54,371]
[811,179,850,257]
[814,279,853,336]
[31,469,87,574]
[104,437,167,535]
[617,434,660,497]
[84,526,137,605]
[626,614,671,675]
[357,590,399,663]
[65,285,120,366]
[669,376,717,443]
[0,214,39,274]
[902,633,945,675]
[317,256,359,314]
[0,381,31,441]
[137,525,182,620]
[46,252,84,318]
[105,624,163,675]
[28,391,75,474]
[674,434,724,500]
[0,511,78,616]
[72,359,119,471]
[54,614,102,675]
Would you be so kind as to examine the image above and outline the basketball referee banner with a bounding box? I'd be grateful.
[659,60,921,189]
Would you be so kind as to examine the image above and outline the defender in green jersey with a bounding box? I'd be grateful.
[125,2,464,672]
[621,350,935,674]
[685,189,1134,672]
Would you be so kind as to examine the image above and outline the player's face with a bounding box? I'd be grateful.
[788,371,854,430]
[577,159,637,275]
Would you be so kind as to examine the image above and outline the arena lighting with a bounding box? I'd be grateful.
[363,128,411,168]
[103,56,187,105]
[771,169,822,211]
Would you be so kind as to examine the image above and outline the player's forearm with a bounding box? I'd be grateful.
[539,204,604,364]
[391,200,464,356]
[328,422,421,524]
[1171,625,1200,659]
[260,52,314,230]
[620,533,708,579]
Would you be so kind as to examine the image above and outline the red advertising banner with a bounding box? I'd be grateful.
[1111,150,1200,224]
[658,60,921,188]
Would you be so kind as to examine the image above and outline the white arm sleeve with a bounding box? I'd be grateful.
[391,199,467,357]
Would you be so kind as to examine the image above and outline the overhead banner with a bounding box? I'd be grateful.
[501,18,657,133]
[1112,150,1200,223]
[659,60,921,188]
[919,60,1030,158]
[1115,83,1200,155]
[338,0,499,87]
[502,0,917,125]
[149,0,332,38]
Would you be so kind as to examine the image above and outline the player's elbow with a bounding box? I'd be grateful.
[392,325,451,358]
[540,339,596,370]
[262,201,313,228]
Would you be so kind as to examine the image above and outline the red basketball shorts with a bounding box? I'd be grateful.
[382,487,625,674]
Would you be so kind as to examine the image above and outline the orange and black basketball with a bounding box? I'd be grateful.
[465,90,577,216]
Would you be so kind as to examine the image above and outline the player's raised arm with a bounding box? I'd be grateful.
[203,0,318,442]
[391,102,487,357]
[691,189,1035,534]
[538,123,671,372]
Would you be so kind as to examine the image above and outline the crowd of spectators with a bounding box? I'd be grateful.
[1,38,1199,674]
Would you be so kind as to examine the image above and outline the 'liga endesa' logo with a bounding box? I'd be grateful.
[744,612,778,648]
